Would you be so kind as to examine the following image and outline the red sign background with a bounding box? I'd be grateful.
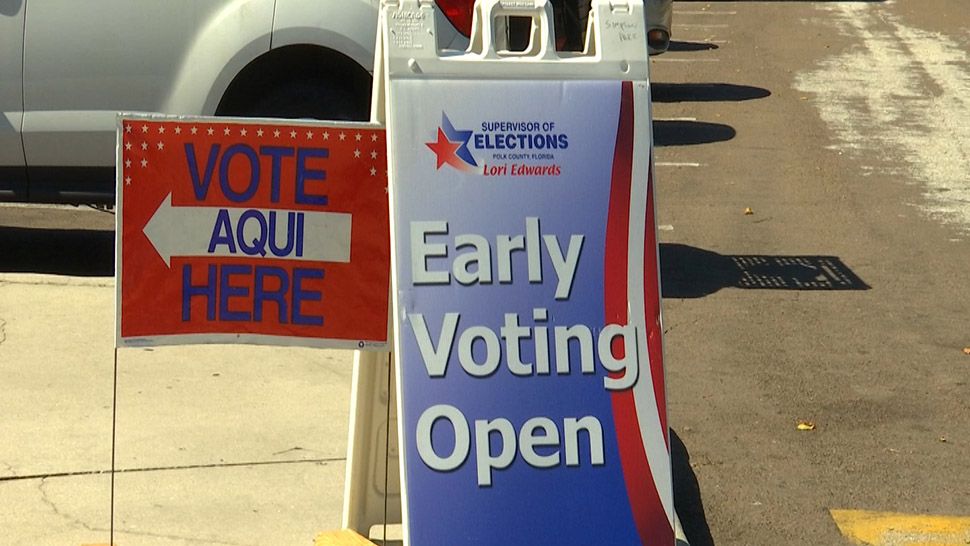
[118,117,390,347]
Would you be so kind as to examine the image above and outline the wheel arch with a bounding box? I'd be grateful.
[161,0,378,117]
[214,43,373,120]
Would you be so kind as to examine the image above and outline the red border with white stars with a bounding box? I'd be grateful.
[117,115,390,348]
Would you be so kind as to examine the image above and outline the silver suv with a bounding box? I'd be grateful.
[1,0,382,204]
[0,0,670,205]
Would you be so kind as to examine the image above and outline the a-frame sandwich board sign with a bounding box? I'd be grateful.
[379,0,673,544]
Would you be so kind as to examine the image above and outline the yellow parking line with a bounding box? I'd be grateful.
[831,509,970,545]
[314,529,378,546]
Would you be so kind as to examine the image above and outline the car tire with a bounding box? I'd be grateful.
[223,77,371,122]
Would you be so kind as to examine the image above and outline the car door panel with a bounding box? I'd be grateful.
[0,0,26,200]
[21,0,271,171]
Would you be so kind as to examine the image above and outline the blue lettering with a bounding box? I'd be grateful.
[182,264,217,321]
[292,268,324,326]
[254,266,289,323]
[219,144,260,203]
[268,211,298,257]
[296,213,305,257]
[296,148,329,206]
[208,209,237,254]
[185,143,220,200]
[260,146,294,203]
[219,264,252,322]
[180,264,327,326]
[237,209,268,256]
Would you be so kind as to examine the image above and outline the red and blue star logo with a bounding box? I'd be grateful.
[425,113,479,172]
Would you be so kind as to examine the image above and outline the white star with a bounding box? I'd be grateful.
[141,142,148,150]
[158,126,166,134]
[370,167,377,176]
[191,126,199,135]
[306,130,314,139]
[273,129,281,138]
[157,141,165,150]
[290,130,297,138]
[339,132,347,141]
[370,150,378,159]
[125,124,132,134]
[125,159,132,168]
[354,149,361,158]
[223,127,231,136]
[371,133,378,142]
[125,176,132,185]
[125,142,132,151]
[322,131,330,140]
[140,158,148,168]
[207,127,214,136]
[256,129,264,137]
[355,133,362,141]
[174,126,182,135]
[141,125,149,133]
[240,128,248,136]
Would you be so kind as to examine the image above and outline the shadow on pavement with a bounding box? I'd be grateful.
[672,429,716,546]
[654,120,736,147]
[0,226,114,277]
[667,41,720,52]
[660,243,870,298]
[652,83,771,103]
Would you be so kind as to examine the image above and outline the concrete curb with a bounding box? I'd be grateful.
[0,273,113,288]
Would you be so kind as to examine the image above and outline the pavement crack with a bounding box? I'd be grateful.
[39,477,248,546]
[113,528,249,546]
[37,478,102,533]
[0,457,344,483]
[271,446,325,457]
[0,317,7,346]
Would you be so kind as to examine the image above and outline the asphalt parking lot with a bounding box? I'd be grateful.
[2,1,970,545]
[653,1,970,544]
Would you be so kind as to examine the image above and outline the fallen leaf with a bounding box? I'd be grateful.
[797,421,816,431]
[744,207,754,215]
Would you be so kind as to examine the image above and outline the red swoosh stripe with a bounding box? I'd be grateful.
[604,81,673,545]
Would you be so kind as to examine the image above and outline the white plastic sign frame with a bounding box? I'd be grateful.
[381,0,673,544]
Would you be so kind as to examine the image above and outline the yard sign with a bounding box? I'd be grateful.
[116,115,390,349]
